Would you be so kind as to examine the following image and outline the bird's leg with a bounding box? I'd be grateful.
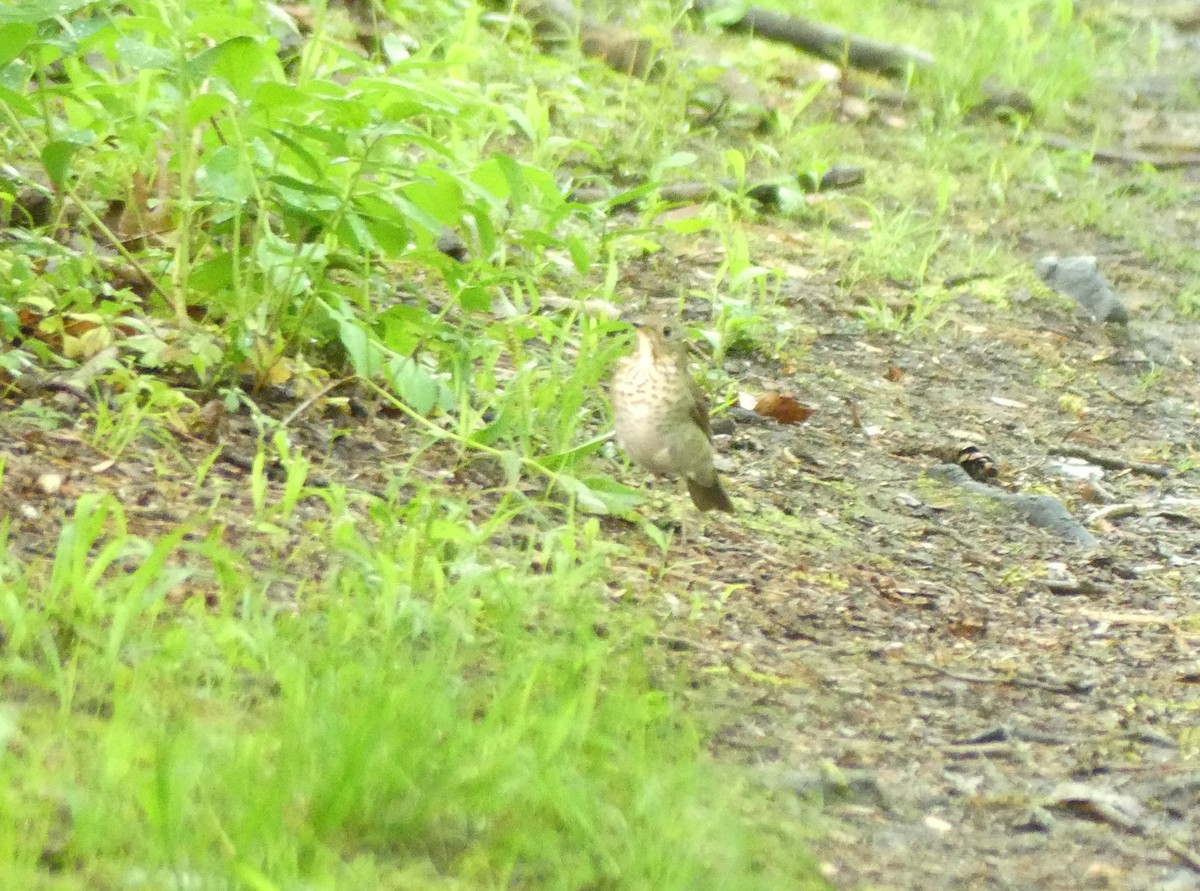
[677,478,692,548]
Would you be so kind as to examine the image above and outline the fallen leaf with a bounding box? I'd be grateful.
[946,618,988,639]
[753,392,814,425]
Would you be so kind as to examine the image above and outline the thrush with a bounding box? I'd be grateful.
[610,316,734,513]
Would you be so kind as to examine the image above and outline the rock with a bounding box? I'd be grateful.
[1035,255,1129,324]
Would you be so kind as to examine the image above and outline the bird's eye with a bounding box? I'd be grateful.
[661,326,673,338]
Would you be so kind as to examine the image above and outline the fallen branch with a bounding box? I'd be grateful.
[689,0,933,76]
[1094,377,1152,407]
[1038,132,1200,170]
[280,375,355,429]
[1049,783,1200,874]
[568,166,865,208]
[902,659,1093,695]
[1048,445,1170,479]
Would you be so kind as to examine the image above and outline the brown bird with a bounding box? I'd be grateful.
[610,316,734,513]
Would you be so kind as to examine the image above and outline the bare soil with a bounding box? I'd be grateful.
[606,5,1200,885]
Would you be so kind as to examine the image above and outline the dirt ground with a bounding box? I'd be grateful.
[633,279,1200,889]
[606,6,1200,887]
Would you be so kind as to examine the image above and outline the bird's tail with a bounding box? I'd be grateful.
[687,478,734,513]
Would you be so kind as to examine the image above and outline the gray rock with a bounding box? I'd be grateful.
[1035,255,1130,324]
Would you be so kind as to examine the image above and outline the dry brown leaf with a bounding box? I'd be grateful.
[753,392,814,425]
[946,618,988,640]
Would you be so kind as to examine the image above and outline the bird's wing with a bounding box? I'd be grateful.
[688,376,713,442]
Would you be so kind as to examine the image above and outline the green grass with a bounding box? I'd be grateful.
[0,488,824,889]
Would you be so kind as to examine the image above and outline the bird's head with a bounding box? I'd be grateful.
[631,315,687,363]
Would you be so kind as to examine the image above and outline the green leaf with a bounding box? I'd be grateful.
[337,319,382,378]
[267,174,339,198]
[378,305,434,355]
[553,474,610,514]
[661,151,698,170]
[566,234,592,274]
[0,303,20,338]
[578,476,643,514]
[193,35,262,96]
[289,124,349,162]
[393,194,449,246]
[470,157,510,202]
[492,153,528,208]
[41,140,79,187]
[541,435,611,469]
[230,863,282,891]
[0,0,94,25]
[401,167,465,228]
[269,128,326,179]
[0,22,36,66]
[355,216,409,258]
[388,356,439,415]
[199,145,254,202]
[700,1,749,28]
[603,181,656,210]
[468,413,509,448]
[455,286,490,312]
[186,92,231,128]
[470,201,496,256]
[0,84,36,116]
[252,82,305,112]
[113,36,174,70]
[189,254,234,293]
[338,213,373,253]
[660,217,713,235]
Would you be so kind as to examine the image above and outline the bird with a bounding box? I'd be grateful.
[609,315,734,513]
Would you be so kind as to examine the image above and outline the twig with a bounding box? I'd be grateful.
[1038,131,1200,170]
[1094,377,1152,407]
[1048,445,1170,479]
[568,167,864,208]
[1166,838,1200,873]
[280,376,355,428]
[1087,503,1139,524]
[650,632,723,655]
[901,659,1091,695]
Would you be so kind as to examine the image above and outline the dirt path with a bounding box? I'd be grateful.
[631,298,1200,887]
[598,6,1200,883]
[615,66,1200,891]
